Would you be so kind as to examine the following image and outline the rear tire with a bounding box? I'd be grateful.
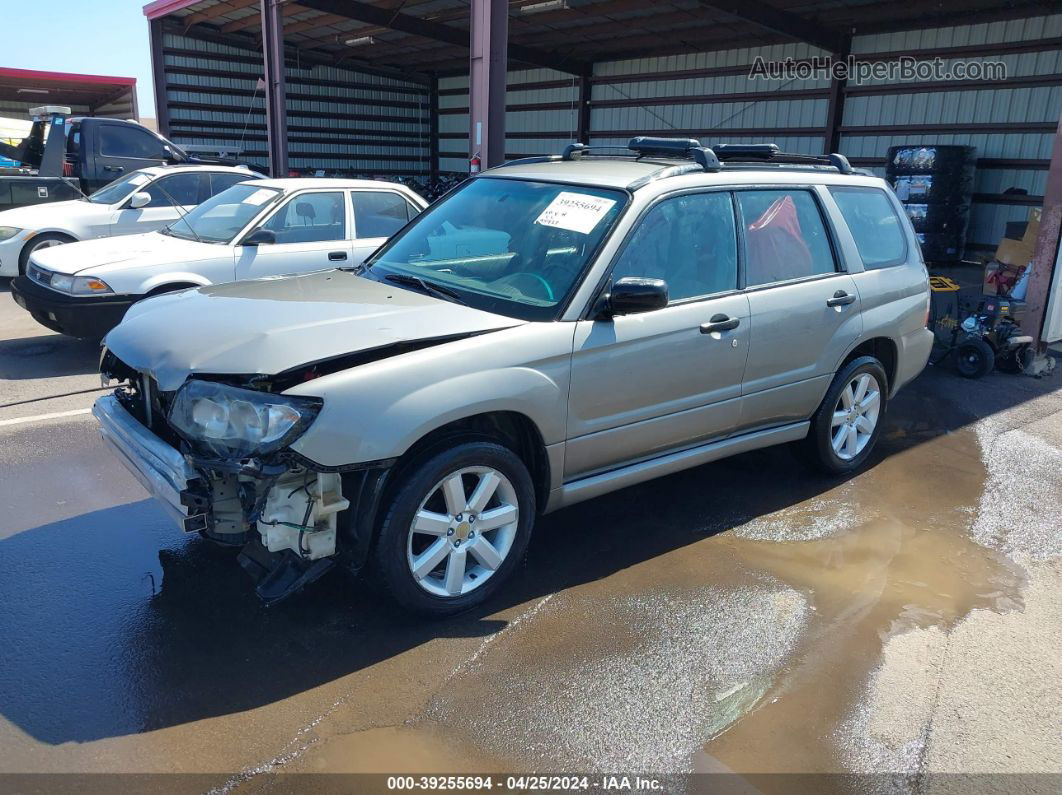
[803,356,888,476]
[955,337,994,378]
[19,232,76,275]
[373,441,535,617]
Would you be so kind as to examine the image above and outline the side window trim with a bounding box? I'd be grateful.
[733,186,844,291]
[588,186,740,314]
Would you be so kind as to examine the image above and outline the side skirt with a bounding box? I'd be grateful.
[545,421,810,513]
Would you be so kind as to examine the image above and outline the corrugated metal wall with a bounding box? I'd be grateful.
[160,28,430,176]
[841,13,1061,251]
[434,13,1059,254]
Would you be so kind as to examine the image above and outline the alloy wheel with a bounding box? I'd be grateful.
[406,466,519,597]
[831,373,881,461]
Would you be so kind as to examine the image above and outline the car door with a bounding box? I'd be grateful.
[88,122,169,191]
[349,189,421,265]
[565,190,751,480]
[736,187,862,430]
[109,172,205,237]
[234,190,353,279]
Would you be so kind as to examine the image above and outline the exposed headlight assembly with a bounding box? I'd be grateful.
[0,226,22,241]
[168,379,322,460]
[49,273,114,295]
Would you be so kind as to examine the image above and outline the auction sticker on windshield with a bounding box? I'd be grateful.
[243,188,276,205]
[535,192,616,235]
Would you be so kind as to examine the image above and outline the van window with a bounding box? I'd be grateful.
[829,187,907,269]
[736,190,836,286]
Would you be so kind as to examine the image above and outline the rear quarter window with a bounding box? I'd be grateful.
[829,187,908,269]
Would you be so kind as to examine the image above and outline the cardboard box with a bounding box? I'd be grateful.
[993,206,1041,267]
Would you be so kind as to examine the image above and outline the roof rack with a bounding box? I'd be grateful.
[499,137,854,180]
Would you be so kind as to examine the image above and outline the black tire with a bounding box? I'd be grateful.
[955,337,995,378]
[803,356,889,476]
[995,345,1029,375]
[18,232,76,275]
[373,441,535,617]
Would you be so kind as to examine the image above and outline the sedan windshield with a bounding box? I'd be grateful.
[364,178,627,321]
[164,183,281,244]
[86,170,153,205]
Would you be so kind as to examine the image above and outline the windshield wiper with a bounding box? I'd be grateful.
[383,273,467,306]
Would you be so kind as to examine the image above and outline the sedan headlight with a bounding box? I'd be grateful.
[0,226,22,241]
[49,273,114,295]
[168,379,322,460]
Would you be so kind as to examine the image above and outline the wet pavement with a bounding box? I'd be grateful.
[1,281,1060,790]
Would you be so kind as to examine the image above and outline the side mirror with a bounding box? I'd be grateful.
[605,277,669,317]
[129,191,151,209]
[242,228,276,247]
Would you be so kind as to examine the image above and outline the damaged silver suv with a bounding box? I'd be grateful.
[95,138,933,615]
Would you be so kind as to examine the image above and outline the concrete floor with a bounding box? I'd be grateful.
[0,277,1060,792]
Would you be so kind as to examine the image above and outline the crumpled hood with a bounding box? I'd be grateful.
[31,231,221,276]
[104,269,526,390]
[0,198,95,230]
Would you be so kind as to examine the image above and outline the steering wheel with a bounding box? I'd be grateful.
[503,271,554,301]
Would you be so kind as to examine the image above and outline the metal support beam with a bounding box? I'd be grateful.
[429,76,439,183]
[823,34,851,153]
[469,0,507,169]
[149,18,171,136]
[577,64,592,144]
[696,0,848,54]
[260,0,289,177]
[296,0,587,74]
[1025,112,1062,346]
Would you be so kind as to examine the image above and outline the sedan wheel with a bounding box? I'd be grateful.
[830,373,881,461]
[407,466,520,598]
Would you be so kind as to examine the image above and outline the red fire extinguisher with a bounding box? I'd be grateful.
[469,153,481,175]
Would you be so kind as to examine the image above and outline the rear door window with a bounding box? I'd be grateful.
[829,187,908,269]
[736,189,836,287]
[351,191,415,238]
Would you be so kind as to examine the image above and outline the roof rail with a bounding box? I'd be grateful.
[711,142,853,174]
[628,136,721,172]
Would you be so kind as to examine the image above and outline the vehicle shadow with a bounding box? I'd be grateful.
[0,364,1052,744]
[0,333,101,381]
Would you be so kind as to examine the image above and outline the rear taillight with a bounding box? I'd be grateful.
[62,161,74,177]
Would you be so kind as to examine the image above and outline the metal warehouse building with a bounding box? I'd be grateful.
[142,0,1061,257]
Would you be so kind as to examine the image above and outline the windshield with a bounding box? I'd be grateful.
[364,178,627,321]
[164,183,281,244]
[86,170,154,205]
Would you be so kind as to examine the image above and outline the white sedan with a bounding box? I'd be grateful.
[0,164,262,278]
[10,178,427,338]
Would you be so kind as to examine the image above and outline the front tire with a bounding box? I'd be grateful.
[803,356,888,475]
[373,441,535,617]
[19,232,75,275]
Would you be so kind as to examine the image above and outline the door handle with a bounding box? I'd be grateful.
[103,165,124,173]
[328,251,348,261]
[826,290,856,307]
[700,314,740,334]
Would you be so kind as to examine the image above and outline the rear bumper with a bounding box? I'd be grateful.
[10,275,136,339]
[93,394,206,532]
[894,326,935,395]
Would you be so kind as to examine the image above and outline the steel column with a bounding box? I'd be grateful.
[260,0,289,177]
[823,35,852,154]
[577,64,592,144]
[429,76,440,183]
[469,0,507,169]
[149,18,171,136]
[1024,112,1062,346]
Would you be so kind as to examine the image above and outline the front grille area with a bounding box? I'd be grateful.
[27,263,53,286]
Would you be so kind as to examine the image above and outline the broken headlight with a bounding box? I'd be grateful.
[167,379,322,460]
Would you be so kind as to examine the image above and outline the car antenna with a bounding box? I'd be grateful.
[152,180,204,244]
